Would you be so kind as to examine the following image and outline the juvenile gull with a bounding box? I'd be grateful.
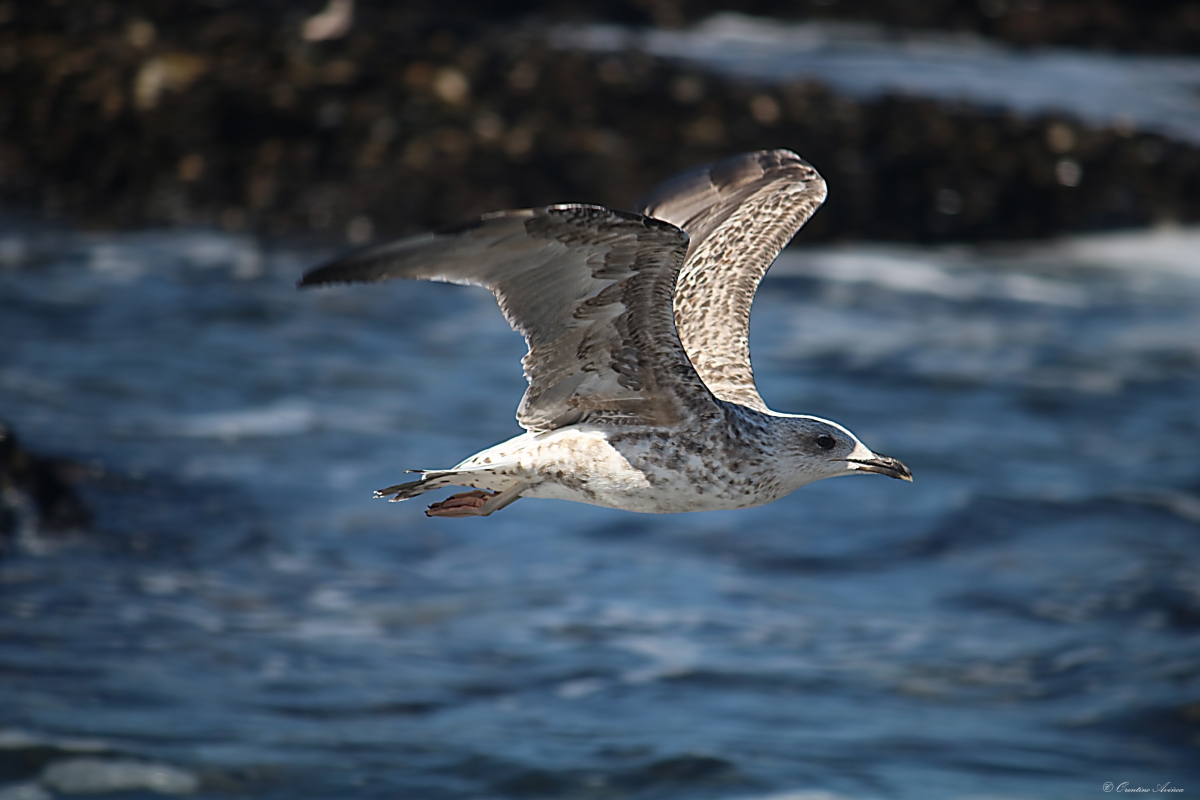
[299,149,911,517]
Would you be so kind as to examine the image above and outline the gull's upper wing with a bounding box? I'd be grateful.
[634,150,827,412]
[299,204,721,431]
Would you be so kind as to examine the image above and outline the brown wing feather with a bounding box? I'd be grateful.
[634,150,827,411]
[299,204,720,431]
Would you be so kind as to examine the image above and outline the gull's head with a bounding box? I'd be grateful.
[779,415,912,488]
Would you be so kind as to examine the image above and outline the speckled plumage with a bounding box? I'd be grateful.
[299,150,911,516]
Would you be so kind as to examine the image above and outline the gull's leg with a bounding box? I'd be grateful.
[425,490,491,517]
[425,483,528,518]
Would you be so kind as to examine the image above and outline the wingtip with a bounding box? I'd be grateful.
[296,266,329,289]
[296,261,364,290]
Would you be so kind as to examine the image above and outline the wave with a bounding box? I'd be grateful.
[554,13,1200,143]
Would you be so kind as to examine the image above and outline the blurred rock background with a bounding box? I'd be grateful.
[2,0,1199,243]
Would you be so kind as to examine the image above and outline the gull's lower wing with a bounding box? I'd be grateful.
[634,150,827,411]
[299,204,720,431]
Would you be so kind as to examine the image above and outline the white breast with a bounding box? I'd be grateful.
[468,426,782,514]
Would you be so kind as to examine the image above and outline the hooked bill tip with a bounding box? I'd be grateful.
[847,454,913,482]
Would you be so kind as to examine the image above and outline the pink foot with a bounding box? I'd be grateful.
[426,490,496,518]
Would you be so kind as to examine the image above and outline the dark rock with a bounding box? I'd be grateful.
[11,1,1200,53]
[0,420,91,552]
[2,3,1198,242]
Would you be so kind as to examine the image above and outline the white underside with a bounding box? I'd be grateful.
[418,424,840,514]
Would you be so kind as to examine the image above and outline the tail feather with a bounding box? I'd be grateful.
[375,470,463,502]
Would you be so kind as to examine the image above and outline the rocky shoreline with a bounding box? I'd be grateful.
[3,2,1199,243]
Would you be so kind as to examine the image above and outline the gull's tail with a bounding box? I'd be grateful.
[375,470,465,502]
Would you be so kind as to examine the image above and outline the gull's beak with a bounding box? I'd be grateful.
[846,453,913,482]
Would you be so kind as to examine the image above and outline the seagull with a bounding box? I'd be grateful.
[299,149,911,517]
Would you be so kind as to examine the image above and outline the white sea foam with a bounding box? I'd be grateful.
[292,617,384,640]
[617,634,703,683]
[555,13,1200,143]
[168,400,318,438]
[176,232,263,278]
[0,783,52,800]
[0,236,30,269]
[775,226,1200,302]
[773,248,1088,306]
[0,730,111,753]
[78,230,266,283]
[87,241,149,282]
[753,228,1200,393]
[41,758,198,795]
[1051,227,1200,278]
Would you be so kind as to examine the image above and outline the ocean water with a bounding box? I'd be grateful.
[555,14,1200,144]
[1,219,1198,799]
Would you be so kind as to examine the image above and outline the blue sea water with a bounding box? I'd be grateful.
[1,219,1198,799]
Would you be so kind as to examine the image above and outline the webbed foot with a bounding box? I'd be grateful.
[424,485,527,518]
[426,490,494,517]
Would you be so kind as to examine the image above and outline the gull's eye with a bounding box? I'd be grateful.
[816,434,836,451]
